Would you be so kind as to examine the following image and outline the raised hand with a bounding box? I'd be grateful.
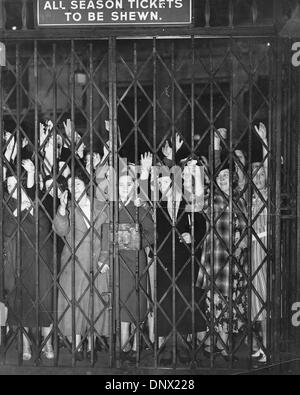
[4,132,17,162]
[39,123,47,146]
[63,119,72,141]
[217,128,227,140]
[76,142,86,159]
[140,152,153,173]
[85,154,92,175]
[181,232,192,245]
[22,159,35,174]
[175,133,184,152]
[93,153,101,168]
[44,136,55,173]
[59,190,68,216]
[255,122,267,141]
[40,120,54,148]
[60,190,68,208]
[22,137,29,149]
[162,140,172,160]
[13,200,31,217]
[21,200,31,212]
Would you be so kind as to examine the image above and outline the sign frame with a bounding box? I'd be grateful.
[37,0,193,27]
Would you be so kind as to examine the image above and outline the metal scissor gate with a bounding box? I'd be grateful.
[0,3,300,374]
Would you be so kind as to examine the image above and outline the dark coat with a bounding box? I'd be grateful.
[2,196,53,328]
[117,202,154,323]
[156,199,207,337]
[43,194,65,258]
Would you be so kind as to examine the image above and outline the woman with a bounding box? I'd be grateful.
[182,159,208,345]
[2,170,54,361]
[215,128,249,202]
[53,168,109,361]
[251,122,269,364]
[196,162,247,361]
[116,173,154,361]
[155,168,207,365]
[44,175,68,260]
[214,130,249,336]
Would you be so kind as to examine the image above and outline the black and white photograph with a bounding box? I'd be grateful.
[0,0,300,378]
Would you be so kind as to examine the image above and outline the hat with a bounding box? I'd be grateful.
[60,147,72,163]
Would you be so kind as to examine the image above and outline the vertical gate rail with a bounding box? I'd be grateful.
[0,42,4,362]
[272,36,282,363]
[52,41,59,367]
[33,38,40,365]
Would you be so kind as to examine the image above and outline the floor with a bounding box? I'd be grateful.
[1,339,300,375]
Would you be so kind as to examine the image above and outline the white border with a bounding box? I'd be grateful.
[37,0,192,27]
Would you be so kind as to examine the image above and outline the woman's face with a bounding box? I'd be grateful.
[7,176,18,199]
[158,176,172,196]
[217,169,230,194]
[253,166,266,190]
[68,177,86,202]
[119,175,135,201]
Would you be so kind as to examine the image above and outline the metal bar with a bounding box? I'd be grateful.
[52,41,59,367]
[171,40,177,366]
[190,35,196,363]
[109,36,120,368]
[152,36,158,369]
[285,42,293,348]
[297,70,300,310]
[70,39,76,367]
[246,40,254,369]
[0,42,5,364]
[205,0,211,28]
[114,38,120,368]
[251,0,258,24]
[34,39,40,365]
[88,41,95,366]
[228,37,234,366]
[273,0,283,26]
[209,38,215,369]
[108,37,115,369]
[1,29,277,41]
[228,0,234,28]
[21,0,28,30]
[16,43,23,366]
[0,0,6,30]
[267,40,275,360]
[133,40,141,367]
[272,36,283,363]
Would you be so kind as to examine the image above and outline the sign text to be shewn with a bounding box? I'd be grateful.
[37,0,192,26]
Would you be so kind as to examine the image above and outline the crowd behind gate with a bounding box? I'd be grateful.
[0,118,269,366]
